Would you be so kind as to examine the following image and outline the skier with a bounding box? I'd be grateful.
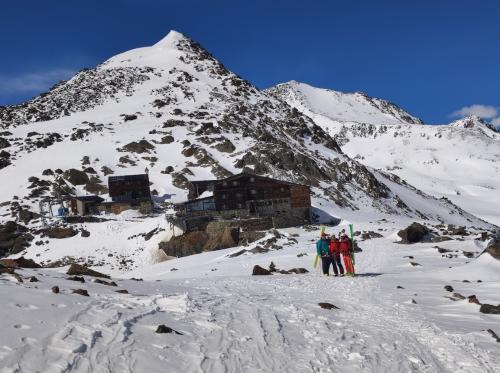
[340,235,355,276]
[329,236,344,276]
[316,233,331,276]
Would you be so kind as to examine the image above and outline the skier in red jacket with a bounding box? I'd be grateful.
[328,236,344,276]
[340,235,355,276]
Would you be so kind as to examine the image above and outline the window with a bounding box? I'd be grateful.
[222,181,228,187]
[250,177,255,182]
[280,187,285,192]
[236,193,243,199]
[237,203,243,209]
[221,194,226,199]
[232,181,239,186]
[250,189,257,195]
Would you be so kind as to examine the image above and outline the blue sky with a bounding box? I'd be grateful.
[1,0,499,125]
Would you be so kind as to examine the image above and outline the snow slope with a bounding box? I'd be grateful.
[1,220,499,372]
[268,82,500,225]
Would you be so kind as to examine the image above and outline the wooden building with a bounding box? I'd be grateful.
[109,174,151,202]
[70,174,153,216]
[176,173,311,230]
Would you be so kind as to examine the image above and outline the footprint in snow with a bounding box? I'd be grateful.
[13,324,31,330]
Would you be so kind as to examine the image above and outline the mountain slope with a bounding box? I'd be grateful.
[267,81,423,126]
[0,31,493,269]
[268,82,500,225]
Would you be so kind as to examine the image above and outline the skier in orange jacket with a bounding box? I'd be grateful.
[340,235,355,276]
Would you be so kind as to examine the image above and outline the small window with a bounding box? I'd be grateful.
[250,189,257,195]
[236,193,242,198]
[222,181,228,187]
[221,194,226,199]
[280,187,285,192]
[237,203,243,209]
[232,181,239,186]
[250,177,255,182]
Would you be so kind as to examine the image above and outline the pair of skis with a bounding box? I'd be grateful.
[314,224,356,275]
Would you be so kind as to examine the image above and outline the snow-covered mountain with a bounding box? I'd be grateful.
[268,82,500,225]
[267,80,423,126]
[0,31,496,273]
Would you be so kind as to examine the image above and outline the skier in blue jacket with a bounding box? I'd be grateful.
[316,233,331,275]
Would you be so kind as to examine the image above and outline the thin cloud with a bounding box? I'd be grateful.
[0,69,76,93]
[451,104,498,119]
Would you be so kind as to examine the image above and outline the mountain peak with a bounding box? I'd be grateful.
[153,30,189,48]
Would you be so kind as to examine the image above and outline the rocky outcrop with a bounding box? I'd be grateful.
[63,168,89,185]
[0,221,34,257]
[252,265,271,275]
[0,257,41,268]
[42,227,78,239]
[485,236,500,260]
[159,231,208,257]
[397,222,430,243]
[66,264,110,279]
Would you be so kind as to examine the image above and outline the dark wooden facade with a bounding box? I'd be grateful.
[109,174,151,202]
[177,173,311,228]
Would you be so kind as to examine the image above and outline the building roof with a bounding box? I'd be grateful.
[109,174,149,182]
[217,173,309,188]
[74,195,104,203]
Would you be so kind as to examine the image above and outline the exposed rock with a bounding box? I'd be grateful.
[468,295,481,305]
[155,325,183,335]
[410,262,422,267]
[0,263,14,274]
[288,268,309,274]
[159,231,208,257]
[160,135,174,144]
[80,229,90,238]
[0,257,41,268]
[67,276,85,283]
[487,329,500,343]
[51,286,60,294]
[318,302,339,310]
[485,236,500,260]
[214,139,236,153]
[94,279,117,286]
[453,292,466,300]
[448,225,467,236]
[122,140,155,154]
[115,289,129,294]
[63,168,89,185]
[42,227,78,239]
[72,289,89,296]
[101,166,114,176]
[29,276,39,282]
[0,137,10,149]
[444,285,454,292]
[204,227,240,251]
[252,265,271,275]
[0,221,34,257]
[228,249,246,258]
[398,222,430,243]
[122,114,138,121]
[361,231,384,240]
[462,251,475,258]
[479,304,500,314]
[66,263,110,279]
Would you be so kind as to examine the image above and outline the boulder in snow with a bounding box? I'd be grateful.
[397,222,431,243]
[252,265,271,275]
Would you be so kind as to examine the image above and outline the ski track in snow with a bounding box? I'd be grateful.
[1,226,499,373]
